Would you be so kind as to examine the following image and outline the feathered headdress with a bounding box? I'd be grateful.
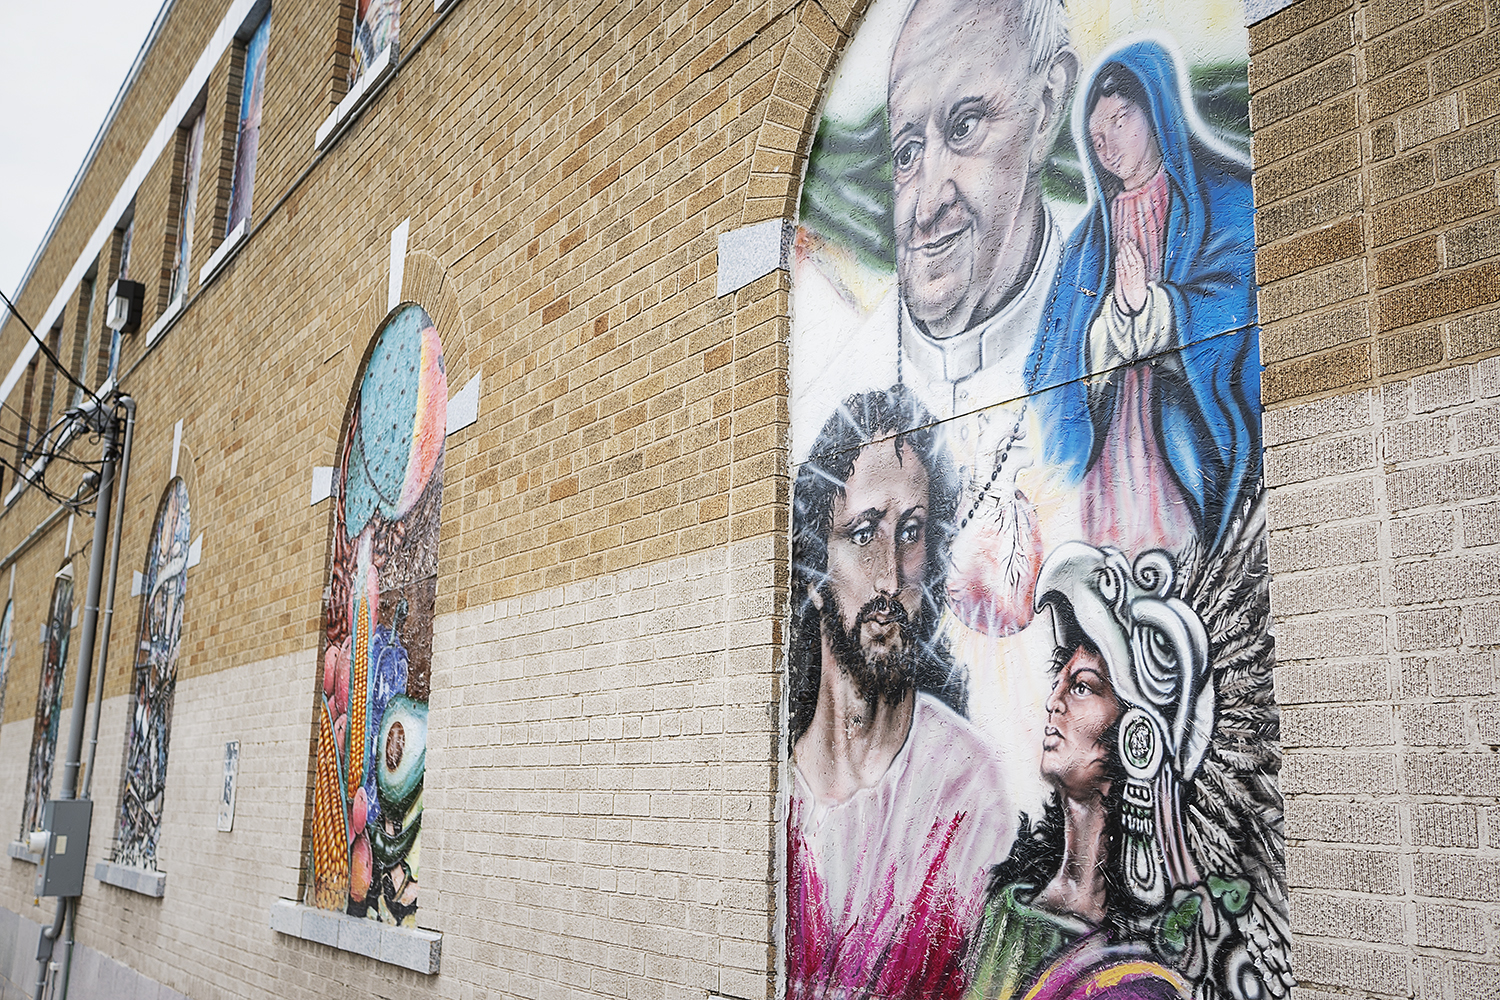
[1032,496,1293,1000]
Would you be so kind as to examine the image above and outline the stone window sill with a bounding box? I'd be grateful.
[144,294,185,346]
[268,899,440,974]
[315,44,395,150]
[94,860,166,897]
[198,218,248,288]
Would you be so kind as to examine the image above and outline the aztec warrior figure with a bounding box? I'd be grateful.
[786,0,1286,997]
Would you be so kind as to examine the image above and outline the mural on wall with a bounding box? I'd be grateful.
[226,8,270,235]
[310,302,444,927]
[786,1,1286,997]
[351,0,400,83]
[21,570,73,837]
[0,601,15,741]
[115,479,191,870]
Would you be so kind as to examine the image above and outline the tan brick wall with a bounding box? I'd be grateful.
[18,0,1497,995]
[1253,0,1499,402]
[1253,0,1500,995]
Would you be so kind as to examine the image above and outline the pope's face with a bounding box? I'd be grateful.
[1041,646,1121,799]
[888,4,1051,339]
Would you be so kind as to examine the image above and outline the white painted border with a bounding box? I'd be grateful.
[388,218,410,311]
[170,418,183,477]
[1245,0,1302,23]
[310,467,335,506]
[446,373,481,435]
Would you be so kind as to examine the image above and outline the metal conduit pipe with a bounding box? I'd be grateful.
[82,396,133,800]
[58,396,133,1000]
[34,401,122,1000]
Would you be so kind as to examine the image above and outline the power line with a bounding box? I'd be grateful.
[0,287,105,411]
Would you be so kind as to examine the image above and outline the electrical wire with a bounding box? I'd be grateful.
[0,391,111,512]
[0,289,114,520]
[0,287,105,410]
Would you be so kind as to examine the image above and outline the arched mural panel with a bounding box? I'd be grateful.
[309,302,445,927]
[115,477,191,870]
[21,569,74,837]
[0,600,15,739]
[786,0,1283,997]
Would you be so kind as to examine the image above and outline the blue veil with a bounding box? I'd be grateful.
[1027,38,1260,551]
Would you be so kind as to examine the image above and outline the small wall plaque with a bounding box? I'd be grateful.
[218,741,239,832]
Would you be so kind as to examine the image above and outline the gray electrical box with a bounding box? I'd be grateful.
[35,800,91,898]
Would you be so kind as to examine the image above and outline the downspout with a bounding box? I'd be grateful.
[34,399,123,1000]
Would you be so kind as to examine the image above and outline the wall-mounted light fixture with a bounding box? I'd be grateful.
[105,279,143,334]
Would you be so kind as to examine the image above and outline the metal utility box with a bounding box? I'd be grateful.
[35,800,91,898]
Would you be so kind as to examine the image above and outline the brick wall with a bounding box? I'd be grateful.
[0,0,846,994]
[1252,0,1500,995]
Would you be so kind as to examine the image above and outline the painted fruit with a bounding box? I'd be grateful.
[375,695,426,815]
[349,832,373,903]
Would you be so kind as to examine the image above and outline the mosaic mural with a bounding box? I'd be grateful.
[310,303,444,926]
[115,478,191,870]
[170,112,205,302]
[21,570,73,837]
[786,1,1286,997]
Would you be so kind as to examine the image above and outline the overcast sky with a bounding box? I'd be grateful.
[0,0,167,306]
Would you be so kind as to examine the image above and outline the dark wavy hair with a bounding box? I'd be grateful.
[1085,59,1250,203]
[985,639,1135,931]
[789,385,964,741]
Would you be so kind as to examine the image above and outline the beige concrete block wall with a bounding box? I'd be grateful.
[1252,0,1500,996]
[0,539,777,1000]
[426,536,779,998]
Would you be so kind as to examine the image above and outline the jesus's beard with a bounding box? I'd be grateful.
[820,589,919,710]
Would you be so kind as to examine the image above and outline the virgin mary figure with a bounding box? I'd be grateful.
[1028,39,1260,558]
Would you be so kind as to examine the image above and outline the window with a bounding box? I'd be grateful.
[13,358,38,474]
[309,303,445,926]
[118,218,134,282]
[22,568,73,837]
[70,272,99,407]
[0,602,14,735]
[31,323,64,461]
[169,112,206,303]
[226,10,271,235]
[106,218,135,383]
[114,479,190,870]
[352,0,399,86]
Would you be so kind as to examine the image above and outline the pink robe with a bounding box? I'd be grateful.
[1081,170,1196,558]
[787,695,1015,999]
